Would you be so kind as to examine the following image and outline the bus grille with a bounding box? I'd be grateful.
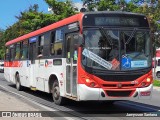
[102,84,135,88]
[106,91,132,97]
[96,74,142,82]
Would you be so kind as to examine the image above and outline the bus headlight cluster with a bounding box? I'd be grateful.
[140,77,152,88]
[84,78,100,88]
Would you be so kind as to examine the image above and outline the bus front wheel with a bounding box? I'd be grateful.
[15,74,22,91]
[52,80,65,105]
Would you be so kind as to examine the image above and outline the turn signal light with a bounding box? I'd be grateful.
[85,78,100,88]
[141,82,146,87]
[140,77,153,88]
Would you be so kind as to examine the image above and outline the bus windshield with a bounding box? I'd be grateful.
[82,29,152,71]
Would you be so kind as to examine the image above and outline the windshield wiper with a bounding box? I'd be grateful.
[125,28,137,44]
[99,27,113,46]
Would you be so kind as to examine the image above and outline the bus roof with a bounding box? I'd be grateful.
[5,12,84,46]
[83,11,146,17]
[5,11,147,46]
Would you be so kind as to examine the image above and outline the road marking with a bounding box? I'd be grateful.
[0,85,77,120]
[119,101,159,112]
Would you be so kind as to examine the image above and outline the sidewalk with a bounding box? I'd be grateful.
[153,86,160,91]
[0,91,54,120]
[0,91,39,111]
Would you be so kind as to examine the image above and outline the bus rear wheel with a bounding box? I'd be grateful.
[52,80,65,105]
[15,74,23,91]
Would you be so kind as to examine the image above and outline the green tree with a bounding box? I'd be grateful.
[0,29,5,59]
[45,0,77,20]
[98,0,120,11]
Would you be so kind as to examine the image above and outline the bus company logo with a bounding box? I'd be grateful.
[117,83,122,88]
[45,60,52,67]
[18,62,23,67]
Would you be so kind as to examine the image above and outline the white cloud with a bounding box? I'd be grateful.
[74,2,83,11]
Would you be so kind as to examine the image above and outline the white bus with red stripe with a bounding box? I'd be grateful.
[154,48,160,78]
[4,11,153,105]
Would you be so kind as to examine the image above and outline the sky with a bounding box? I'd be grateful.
[0,0,82,30]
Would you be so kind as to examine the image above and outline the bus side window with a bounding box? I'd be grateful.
[51,29,63,55]
[51,31,55,55]
[10,45,15,61]
[5,47,10,61]
[158,59,160,66]
[21,40,28,59]
[15,42,21,60]
[38,35,44,57]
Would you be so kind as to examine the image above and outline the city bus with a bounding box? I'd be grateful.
[153,48,160,78]
[4,11,153,105]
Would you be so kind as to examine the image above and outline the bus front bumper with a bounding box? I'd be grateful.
[78,84,153,101]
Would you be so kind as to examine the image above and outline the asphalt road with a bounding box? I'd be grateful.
[0,73,160,120]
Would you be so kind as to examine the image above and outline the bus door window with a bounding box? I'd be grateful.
[66,33,79,96]
[37,35,44,58]
[66,36,71,63]
[66,34,79,63]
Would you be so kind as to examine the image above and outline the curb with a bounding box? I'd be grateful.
[153,86,160,91]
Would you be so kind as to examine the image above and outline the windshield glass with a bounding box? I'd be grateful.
[82,29,152,71]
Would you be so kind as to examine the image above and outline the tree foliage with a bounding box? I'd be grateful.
[0,29,5,59]
[45,0,77,20]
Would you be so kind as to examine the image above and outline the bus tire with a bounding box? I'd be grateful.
[52,80,65,105]
[15,74,23,91]
[102,100,115,105]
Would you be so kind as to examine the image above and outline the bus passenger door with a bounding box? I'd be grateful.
[66,33,79,97]
[29,42,36,87]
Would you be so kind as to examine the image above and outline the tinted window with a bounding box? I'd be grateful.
[15,43,21,60]
[51,29,63,55]
[21,40,28,59]
[38,35,44,56]
[10,45,15,61]
[5,48,10,61]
